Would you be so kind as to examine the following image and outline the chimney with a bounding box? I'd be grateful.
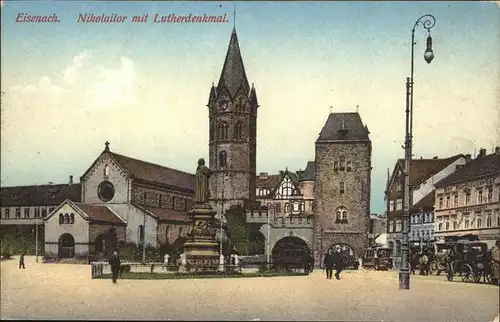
[465,154,471,163]
[495,147,500,155]
[433,156,438,160]
[478,148,486,158]
[69,175,73,185]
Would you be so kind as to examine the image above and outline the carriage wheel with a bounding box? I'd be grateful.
[461,264,473,282]
[472,271,482,283]
[446,270,454,281]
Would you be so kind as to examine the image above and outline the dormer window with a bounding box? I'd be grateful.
[104,164,110,176]
[11,194,17,200]
[49,193,55,199]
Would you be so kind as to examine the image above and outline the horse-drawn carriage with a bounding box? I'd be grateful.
[446,240,494,284]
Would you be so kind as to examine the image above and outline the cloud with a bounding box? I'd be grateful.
[8,50,138,111]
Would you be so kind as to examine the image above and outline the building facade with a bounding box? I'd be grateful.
[255,162,315,219]
[41,142,196,259]
[313,112,372,266]
[385,154,466,267]
[0,179,81,247]
[208,27,258,213]
[369,213,387,246]
[434,148,500,245]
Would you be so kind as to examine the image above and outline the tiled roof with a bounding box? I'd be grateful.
[256,174,281,189]
[435,153,500,187]
[109,152,195,191]
[316,112,370,142]
[74,202,125,225]
[217,27,250,98]
[134,204,191,223]
[0,183,81,207]
[297,161,315,181]
[397,155,464,186]
[412,190,435,212]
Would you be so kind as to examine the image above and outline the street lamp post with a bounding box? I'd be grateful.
[35,212,39,263]
[400,14,435,290]
[142,213,146,263]
[219,172,228,271]
[267,204,272,268]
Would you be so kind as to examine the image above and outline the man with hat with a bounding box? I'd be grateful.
[491,239,500,286]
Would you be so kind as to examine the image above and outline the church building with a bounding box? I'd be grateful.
[43,142,196,259]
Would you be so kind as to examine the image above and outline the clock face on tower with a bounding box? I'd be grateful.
[97,181,115,202]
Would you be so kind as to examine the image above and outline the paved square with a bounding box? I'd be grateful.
[1,256,499,321]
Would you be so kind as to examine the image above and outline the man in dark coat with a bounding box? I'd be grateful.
[108,249,121,284]
[323,249,334,279]
[333,249,345,280]
[19,252,26,269]
[309,251,315,273]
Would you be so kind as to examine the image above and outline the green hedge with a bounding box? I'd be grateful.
[1,233,44,257]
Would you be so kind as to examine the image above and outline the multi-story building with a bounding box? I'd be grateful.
[0,178,81,243]
[255,162,315,218]
[313,112,372,266]
[434,148,500,245]
[385,154,466,267]
[368,213,387,246]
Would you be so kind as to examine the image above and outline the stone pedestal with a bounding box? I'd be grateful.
[183,203,220,273]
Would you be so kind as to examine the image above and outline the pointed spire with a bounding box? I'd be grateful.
[217,28,250,98]
[233,5,236,29]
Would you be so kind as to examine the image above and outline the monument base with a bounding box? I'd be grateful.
[183,203,220,273]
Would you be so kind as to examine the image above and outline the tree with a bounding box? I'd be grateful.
[225,206,251,256]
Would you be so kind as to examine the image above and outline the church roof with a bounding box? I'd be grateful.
[0,183,81,207]
[108,152,195,191]
[217,27,250,98]
[435,152,500,187]
[133,204,191,223]
[74,202,126,225]
[316,112,370,143]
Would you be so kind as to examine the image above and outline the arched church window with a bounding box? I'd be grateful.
[217,122,229,140]
[238,97,245,112]
[234,122,244,140]
[218,151,227,168]
[346,161,352,172]
[64,213,70,224]
[334,161,339,172]
[59,214,64,224]
[340,182,345,194]
[276,203,281,213]
[284,203,290,213]
[104,164,110,176]
[340,157,345,171]
[70,213,75,224]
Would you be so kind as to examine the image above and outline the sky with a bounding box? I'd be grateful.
[1,1,499,214]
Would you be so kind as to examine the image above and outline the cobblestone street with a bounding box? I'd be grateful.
[1,257,499,321]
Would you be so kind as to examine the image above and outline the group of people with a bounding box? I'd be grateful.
[410,250,430,276]
[323,248,346,280]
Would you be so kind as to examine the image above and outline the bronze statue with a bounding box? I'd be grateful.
[193,158,212,204]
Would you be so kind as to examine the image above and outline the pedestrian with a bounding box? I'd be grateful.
[302,252,309,274]
[419,252,429,276]
[491,239,500,286]
[108,249,121,284]
[333,248,345,280]
[410,251,418,275]
[309,251,315,274]
[323,249,334,279]
[19,251,26,269]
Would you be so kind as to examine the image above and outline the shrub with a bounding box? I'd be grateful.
[120,264,131,274]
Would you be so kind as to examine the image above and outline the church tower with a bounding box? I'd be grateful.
[207,27,259,211]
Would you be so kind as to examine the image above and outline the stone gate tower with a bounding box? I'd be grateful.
[207,27,259,211]
[313,112,372,266]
